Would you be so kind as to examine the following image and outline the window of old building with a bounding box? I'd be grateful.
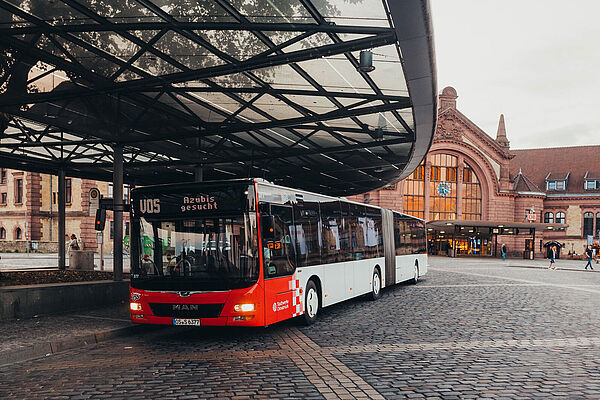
[15,227,22,240]
[0,169,6,184]
[556,212,566,224]
[0,192,6,205]
[583,212,594,237]
[403,162,425,219]
[65,178,72,204]
[14,178,23,204]
[0,227,5,239]
[597,212,600,236]
[546,180,566,191]
[584,180,600,190]
[429,154,458,220]
[403,154,482,221]
[544,212,554,224]
[462,163,482,221]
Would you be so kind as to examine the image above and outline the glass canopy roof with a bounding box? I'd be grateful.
[0,0,436,196]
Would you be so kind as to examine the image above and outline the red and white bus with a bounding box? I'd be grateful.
[129,179,427,326]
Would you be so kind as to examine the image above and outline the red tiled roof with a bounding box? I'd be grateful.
[510,146,600,194]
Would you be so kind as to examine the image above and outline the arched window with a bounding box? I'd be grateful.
[597,212,600,236]
[544,212,554,224]
[461,163,482,221]
[429,154,458,220]
[402,154,482,221]
[556,212,566,224]
[583,212,594,237]
[403,163,425,219]
[0,227,5,239]
[15,227,22,240]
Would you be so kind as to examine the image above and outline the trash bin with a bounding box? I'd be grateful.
[69,250,95,270]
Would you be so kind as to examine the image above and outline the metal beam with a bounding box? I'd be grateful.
[0,21,393,35]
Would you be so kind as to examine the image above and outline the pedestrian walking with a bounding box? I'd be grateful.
[548,245,557,270]
[585,245,594,270]
[501,243,507,261]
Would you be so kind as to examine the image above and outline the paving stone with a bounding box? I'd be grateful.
[4,257,600,398]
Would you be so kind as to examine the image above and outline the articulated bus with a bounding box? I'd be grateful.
[129,179,427,327]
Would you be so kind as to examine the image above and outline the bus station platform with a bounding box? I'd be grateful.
[0,304,137,367]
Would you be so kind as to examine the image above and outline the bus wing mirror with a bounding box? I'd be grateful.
[94,208,106,231]
[261,215,276,239]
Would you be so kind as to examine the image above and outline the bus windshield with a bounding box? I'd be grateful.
[132,214,259,291]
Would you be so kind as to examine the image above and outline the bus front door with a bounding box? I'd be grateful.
[262,205,298,325]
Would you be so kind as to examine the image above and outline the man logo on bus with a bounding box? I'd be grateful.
[140,198,160,214]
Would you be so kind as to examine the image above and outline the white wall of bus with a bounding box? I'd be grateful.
[256,181,427,309]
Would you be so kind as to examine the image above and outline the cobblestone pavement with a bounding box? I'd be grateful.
[2,256,600,399]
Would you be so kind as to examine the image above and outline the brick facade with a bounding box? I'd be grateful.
[349,87,600,258]
[0,170,129,254]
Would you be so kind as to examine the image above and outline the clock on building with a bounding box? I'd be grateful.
[436,182,452,197]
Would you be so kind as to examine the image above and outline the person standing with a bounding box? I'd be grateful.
[585,245,594,270]
[64,234,71,267]
[501,243,507,261]
[69,234,80,251]
[548,245,557,270]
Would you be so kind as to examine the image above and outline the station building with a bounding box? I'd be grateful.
[350,87,600,259]
[0,171,129,255]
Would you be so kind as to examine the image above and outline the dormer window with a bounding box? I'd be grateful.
[546,180,565,191]
[584,179,600,190]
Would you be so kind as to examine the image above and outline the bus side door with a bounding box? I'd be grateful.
[262,204,298,325]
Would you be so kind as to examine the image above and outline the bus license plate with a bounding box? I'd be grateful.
[173,318,201,326]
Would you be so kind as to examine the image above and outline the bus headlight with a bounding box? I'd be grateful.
[130,302,142,311]
[234,303,255,312]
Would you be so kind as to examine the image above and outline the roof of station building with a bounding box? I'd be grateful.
[510,145,600,195]
[0,0,436,196]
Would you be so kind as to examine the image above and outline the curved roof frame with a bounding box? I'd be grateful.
[0,0,436,196]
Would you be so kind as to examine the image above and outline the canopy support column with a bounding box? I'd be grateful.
[58,169,66,270]
[113,145,123,281]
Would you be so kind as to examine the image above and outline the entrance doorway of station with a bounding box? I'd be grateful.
[428,233,494,257]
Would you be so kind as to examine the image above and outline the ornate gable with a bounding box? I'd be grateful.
[434,111,464,141]
[435,107,512,162]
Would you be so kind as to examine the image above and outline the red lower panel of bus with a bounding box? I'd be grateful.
[129,283,267,327]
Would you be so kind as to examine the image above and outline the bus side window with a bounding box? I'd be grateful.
[293,201,322,267]
[320,200,342,264]
[347,203,365,260]
[262,204,297,278]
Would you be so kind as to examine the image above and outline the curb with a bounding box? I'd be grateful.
[0,324,142,367]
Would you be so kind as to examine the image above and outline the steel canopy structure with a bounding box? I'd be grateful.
[0,0,436,196]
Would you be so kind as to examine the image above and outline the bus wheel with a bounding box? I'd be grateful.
[369,268,382,300]
[411,264,419,285]
[303,280,319,325]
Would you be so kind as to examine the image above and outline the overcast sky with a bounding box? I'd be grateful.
[429,0,600,149]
